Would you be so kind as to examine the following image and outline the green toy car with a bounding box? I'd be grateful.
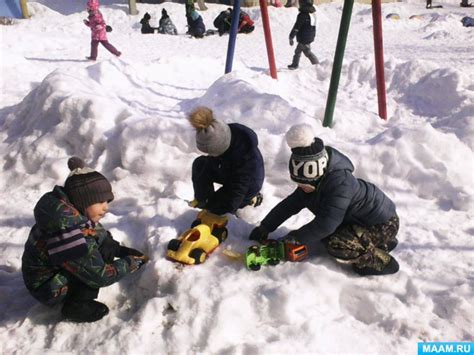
[245,239,308,271]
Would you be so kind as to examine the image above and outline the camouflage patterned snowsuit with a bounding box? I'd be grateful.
[22,186,135,305]
[260,147,399,272]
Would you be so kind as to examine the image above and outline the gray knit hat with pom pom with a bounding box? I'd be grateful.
[64,157,114,213]
[189,106,231,157]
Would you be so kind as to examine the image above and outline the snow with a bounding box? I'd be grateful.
[1,0,473,353]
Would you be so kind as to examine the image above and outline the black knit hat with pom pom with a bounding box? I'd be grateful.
[64,157,114,214]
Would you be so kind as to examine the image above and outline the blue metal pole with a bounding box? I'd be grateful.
[225,0,242,74]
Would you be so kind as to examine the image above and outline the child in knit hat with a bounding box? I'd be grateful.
[186,9,206,38]
[158,9,178,35]
[21,157,148,323]
[83,0,121,60]
[140,12,156,34]
[249,124,400,276]
[188,106,265,216]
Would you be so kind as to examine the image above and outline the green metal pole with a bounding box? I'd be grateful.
[128,0,138,15]
[323,0,354,127]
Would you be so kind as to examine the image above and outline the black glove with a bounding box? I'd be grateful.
[106,25,112,32]
[289,38,294,46]
[99,232,121,263]
[118,246,144,258]
[249,225,269,243]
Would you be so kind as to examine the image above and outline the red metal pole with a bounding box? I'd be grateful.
[371,0,387,120]
[259,0,278,79]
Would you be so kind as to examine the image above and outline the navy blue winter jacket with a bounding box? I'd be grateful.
[290,11,316,45]
[187,13,206,37]
[260,147,396,239]
[205,123,264,215]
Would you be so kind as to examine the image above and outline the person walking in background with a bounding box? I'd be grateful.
[22,157,148,323]
[249,124,400,276]
[84,0,121,60]
[288,0,319,69]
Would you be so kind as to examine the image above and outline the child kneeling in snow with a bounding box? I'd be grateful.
[140,12,157,34]
[249,124,400,276]
[188,106,265,216]
[158,9,178,35]
[186,9,206,38]
[22,157,148,323]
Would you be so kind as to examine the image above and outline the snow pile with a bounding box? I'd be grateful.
[0,0,473,354]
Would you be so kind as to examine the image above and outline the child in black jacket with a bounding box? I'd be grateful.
[249,124,399,276]
[140,12,156,34]
[188,106,264,215]
[288,0,319,69]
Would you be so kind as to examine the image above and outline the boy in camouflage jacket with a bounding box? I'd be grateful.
[22,157,147,322]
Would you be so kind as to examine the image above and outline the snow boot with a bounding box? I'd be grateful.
[352,255,399,276]
[287,64,298,70]
[386,238,398,252]
[62,300,109,323]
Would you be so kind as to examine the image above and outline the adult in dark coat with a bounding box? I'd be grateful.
[288,0,319,69]
[187,9,206,38]
[189,106,264,216]
[249,124,399,276]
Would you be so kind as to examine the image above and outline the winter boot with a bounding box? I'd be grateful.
[62,300,109,323]
[386,238,398,252]
[352,255,400,276]
[287,64,298,70]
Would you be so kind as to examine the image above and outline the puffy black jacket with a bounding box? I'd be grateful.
[187,13,206,38]
[289,11,316,45]
[205,123,265,215]
[260,147,396,239]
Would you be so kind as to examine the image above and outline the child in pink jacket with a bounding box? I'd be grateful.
[84,0,121,61]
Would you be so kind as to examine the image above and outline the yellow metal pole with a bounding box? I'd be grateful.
[20,0,30,19]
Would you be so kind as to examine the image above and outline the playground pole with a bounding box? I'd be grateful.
[20,0,30,18]
[371,0,387,120]
[225,0,242,74]
[259,0,278,79]
[323,0,354,127]
[128,0,138,15]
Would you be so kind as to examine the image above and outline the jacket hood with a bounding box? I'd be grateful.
[326,147,354,174]
[221,123,258,159]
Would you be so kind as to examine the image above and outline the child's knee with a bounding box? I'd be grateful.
[323,226,368,260]
[29,274,69,306]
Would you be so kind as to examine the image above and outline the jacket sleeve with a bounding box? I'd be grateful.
[294,171,356,239]
[260,189,305,233]
[289,13,304,39]
[62,236,133,289]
